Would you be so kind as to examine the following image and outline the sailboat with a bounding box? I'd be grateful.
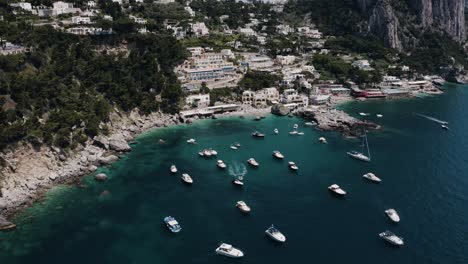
[347,128,371,162]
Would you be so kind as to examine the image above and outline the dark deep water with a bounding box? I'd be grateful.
[1,84,467,264]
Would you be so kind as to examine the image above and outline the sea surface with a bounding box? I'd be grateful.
[1,84,468,264]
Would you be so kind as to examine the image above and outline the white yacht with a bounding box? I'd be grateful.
[328,184,346,196]
[232,177,244,187]
[236,201,251,213]
[265,225,286,243]
[215,243,244,258]
[272,151,284,159]
[288,161,298,171]
[289,131,298,135]
[385,209,400,223]
[363,172,381,183]
[209,149,218,156]
[274,128,279,134]
[181,173,193,184]
[376,114,383,118]
[319,137,328,144]
[297,131,305,135]
[379,231,404,246]
[247,158,259,167]
[187,138,197,144]
[347,129,371,162]
[217,160,227,169]
[170,165,177,174]
[198,149,212,157]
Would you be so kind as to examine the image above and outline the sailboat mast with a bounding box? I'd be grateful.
[364,130,371,160]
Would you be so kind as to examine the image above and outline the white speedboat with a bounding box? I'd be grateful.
[232,177,244,187]
[164,216,182,233]
[274,128,279,134]
[319,137,327,144]
[376,114,383,118]
[293,124,298,129]
[170,165,177,173]
[230,145,238,150]
[379,231,404,246]
[247,158,259,167]
[363,172,381,183]
[236,201,251,213]
[359,112,370,116]
[187,138,197,144]
[181,173,193,184]
[441,124,449,130]
[305,122,314,126]
[209,149,218,156]
[265,225,286,243]
[297,131,305,135]
[385,209,400,223]
[288,161,298,171]
[199,149,213,158]
[217,160,227,169]
[215,243,244,258]
[252,131,265,138]
[328,184,346,196]
[272,151,284,159]
[289,131,298,135]
[234,143,241,148]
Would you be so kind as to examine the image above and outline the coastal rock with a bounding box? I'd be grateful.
[0,216,16,231]
[95,173,108,182]
[93,135,109,150]
[271,104,290,116]
[108,135,131,152]
[98,155,118,165]
[49,173,58,181]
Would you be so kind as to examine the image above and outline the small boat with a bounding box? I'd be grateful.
[170,165,177,173]
[215,243,244,258]
[209,149,218,156]
[359,112,370,116]
[255,116,262,121]
[289,131,298,135]
[376,114,383,118]
[293,124,298,129]
[164,216,182,233]
[328,184,346,196]
[187,138,197,144]
[234,143,241,148]
[363,172,381,183]
[236,201,251,213]
[441,124,449,130]
[385,209,400,223]
[232,177,244,187]
[247,158,259,167]
[288,161,298,171]
[272,151,284,159]
[305,122,314,126]
[252,131,265,138]
[181,173,193,184]
[318,137,327,144]
[199,149,212,157]
[347,129,371,162]
[265,225,286,243]
[217,160,227,169]
[230,145,238,150]
[297,131,305,135]
[274,128,279,134]
[379,230,404,246]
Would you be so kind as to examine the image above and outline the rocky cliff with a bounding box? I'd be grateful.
[356,0,465,50]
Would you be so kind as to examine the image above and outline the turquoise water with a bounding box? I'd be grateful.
[1,84,468,263]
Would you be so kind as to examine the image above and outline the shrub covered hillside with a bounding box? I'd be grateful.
[0,23,187,151]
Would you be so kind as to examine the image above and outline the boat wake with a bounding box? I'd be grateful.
[228,162,247,179]
[415,113,448,125]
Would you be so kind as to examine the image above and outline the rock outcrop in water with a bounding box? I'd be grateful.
[0,216,15,231]
[356,0,465,50]
[271,104,290,116]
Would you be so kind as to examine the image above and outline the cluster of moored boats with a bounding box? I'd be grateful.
[164,121,403,259]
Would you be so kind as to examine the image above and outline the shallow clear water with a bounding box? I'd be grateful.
[1,84,468,264]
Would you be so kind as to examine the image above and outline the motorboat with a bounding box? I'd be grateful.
[289,131,298,135]
[181,173,193,184]
[247,158,259,167]
[363,172,381,183]
[359,112,370,116]
[217,160,227,169]
[232,177,244,187]
[272,151,284,159]
[187,138,197,144]
[236,201,251,213]
[385,209,400,223]
[274,128,279,134]
[170,165,177,173]
[199,149,212,158]
[252,131,265,138]
[164,216,181,233]
[265,225,286,243]
[328,184,346,196]
[441,124,449,130]
[376,114,383,118]
[209,149,218,156]
[230,145,238,150]
[288,161,298,171]
[293,124,298,129]
[319,137,327,144]
[379,231,404,246]
[215,243,244,258]
[234,143,241,148]
[255,116,262,121]
[297,131,305,135]
[305,122,315,126]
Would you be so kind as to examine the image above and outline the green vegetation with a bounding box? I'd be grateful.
[238,71,281,91]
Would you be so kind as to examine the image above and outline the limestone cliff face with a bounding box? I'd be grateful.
[356,0,466,49]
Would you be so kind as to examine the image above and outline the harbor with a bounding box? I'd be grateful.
[0,85,467,263]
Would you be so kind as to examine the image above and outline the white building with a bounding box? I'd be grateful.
[72,16,91,24]
[155,0,175,3]
[282,89,309,107]
[185,6,195,17]
[52,1,79,16]
[66,27,112,35]
[191,22,209,36]
[352,59,374,71]
[186,94,210,108]
[10,2,32,11]
[87,1,97,8]
[256,36,267,45]
[276,55,296,65]
[0,41,27,56]
[276,24,294,35]
[241,55,274,71]
[242,88,279,107]
[177,49,236,83]
[238,27,256,37]
[130,15,147,24]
